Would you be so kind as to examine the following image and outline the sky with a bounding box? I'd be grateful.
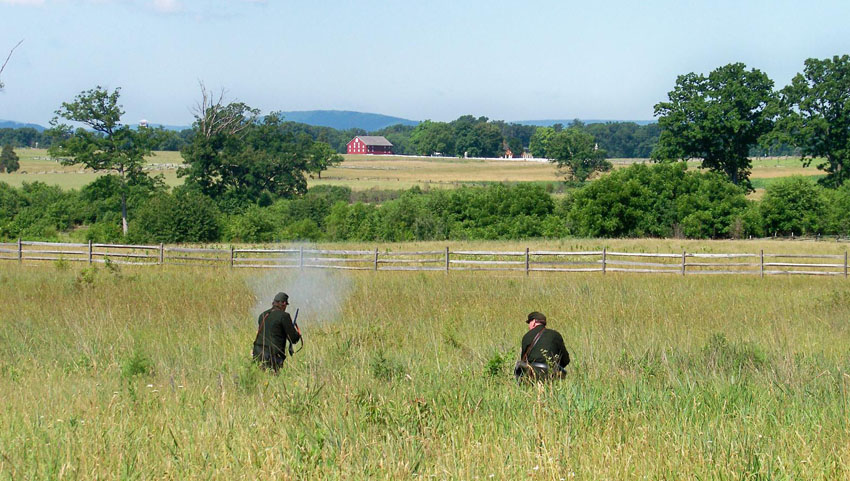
[1,0,849,127]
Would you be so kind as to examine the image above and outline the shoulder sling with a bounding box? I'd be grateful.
[521,328,546,362]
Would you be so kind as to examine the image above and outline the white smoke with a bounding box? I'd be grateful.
[247,252,354,329]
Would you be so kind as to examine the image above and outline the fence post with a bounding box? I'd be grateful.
[374,247,379,271]
[88,240,93,264]
[445,246,450,273]
[845,251,848,278]
[230,246,234,268]
[17,238,22,263]
[525,247,530,276]
[159,243,165,265]
[602,247,607,275]
[299,246,304,269]
[760,250,764,278]
[681,250,686,276]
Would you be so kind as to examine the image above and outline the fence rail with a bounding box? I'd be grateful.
[2,240,849,278]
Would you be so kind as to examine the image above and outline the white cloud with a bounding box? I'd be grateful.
[151,0,181,13]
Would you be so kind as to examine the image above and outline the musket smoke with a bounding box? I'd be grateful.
[247,245,354,328]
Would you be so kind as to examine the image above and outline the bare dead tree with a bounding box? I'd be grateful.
[192,81,257,139]
[0,40,23,90]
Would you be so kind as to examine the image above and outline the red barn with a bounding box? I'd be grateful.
[346,136,393,155]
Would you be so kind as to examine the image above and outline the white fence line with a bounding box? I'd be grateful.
[2,240,848,278]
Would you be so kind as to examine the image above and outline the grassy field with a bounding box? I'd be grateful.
[1,149,823,195]
[2,238,850,479]
[1,149,184,189]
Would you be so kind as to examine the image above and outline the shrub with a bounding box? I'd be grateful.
[82,221,124,243]
[132,191,221,243]
[370,350,405,381]
[566,163,750,238]
[760,177,827,236]
[280,219,324,241]
[701,333,767,374]
[823,184,850,236]
[324,201,379,241]
[222,206,277,242]
[121,349,153,379]
[485,350,511,377]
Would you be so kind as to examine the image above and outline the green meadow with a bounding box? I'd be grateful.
[2,238,849,478]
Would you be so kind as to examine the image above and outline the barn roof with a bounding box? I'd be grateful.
[354,136,393,146]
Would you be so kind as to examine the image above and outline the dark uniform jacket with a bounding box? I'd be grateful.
[521,325,570,368]
[253,308,301,360]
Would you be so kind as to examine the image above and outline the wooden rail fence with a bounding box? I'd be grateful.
[1,240,848,277]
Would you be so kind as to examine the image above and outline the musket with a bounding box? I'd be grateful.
[288,308,302,355]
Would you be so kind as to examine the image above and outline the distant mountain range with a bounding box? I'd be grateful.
[279,110,419,131]
[1,112,655,133]
[0,120,46,131]
[515,119,656,126]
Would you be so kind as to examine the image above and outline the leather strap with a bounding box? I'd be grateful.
[257,312,270,335]
[522,328,545,362]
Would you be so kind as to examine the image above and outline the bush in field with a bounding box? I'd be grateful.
[221,186,350,242]
[760,177,827,236]
[0,182,23,239]
[223,205,278,242]
[374,188,448,241]
[279,218,323,241]
[566,163,750,238]
[82,221,124,243]
[370,349,405,381]
[78,175,165,226]
[701,333,767,374]
[444,184,555,239]
[132,190,221,243]
[325,202,380,241]
[0,182,83,240]
[822,184,850,236]
[120,349,152,379]
[0,177,165,241]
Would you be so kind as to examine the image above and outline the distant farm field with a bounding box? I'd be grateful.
[1,149,184,189]
[2,237,850,478]
[1,149,824,194]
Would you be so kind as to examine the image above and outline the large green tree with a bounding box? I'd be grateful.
[529,127,556,158]
[776,55,850,187]
[452,115,504,158]
[652,63,776,188]
[0,144,20,173]
[304,140,343,179]
[546,128,611,182]
[48,86,158,235]
[179,87,339,204]
[410,120,455,156]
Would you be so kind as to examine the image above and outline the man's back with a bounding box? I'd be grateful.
[253,308,299,357]
[521,325,570,368]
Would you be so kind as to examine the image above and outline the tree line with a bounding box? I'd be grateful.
[0,116,667,159]
[3,163,849,243]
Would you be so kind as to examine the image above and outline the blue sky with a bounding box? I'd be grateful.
[1,0,849,126]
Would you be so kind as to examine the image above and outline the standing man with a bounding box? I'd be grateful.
[515,311,570,380]
[252,292,301,373]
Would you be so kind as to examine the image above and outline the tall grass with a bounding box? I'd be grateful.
[1,254,849,478]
